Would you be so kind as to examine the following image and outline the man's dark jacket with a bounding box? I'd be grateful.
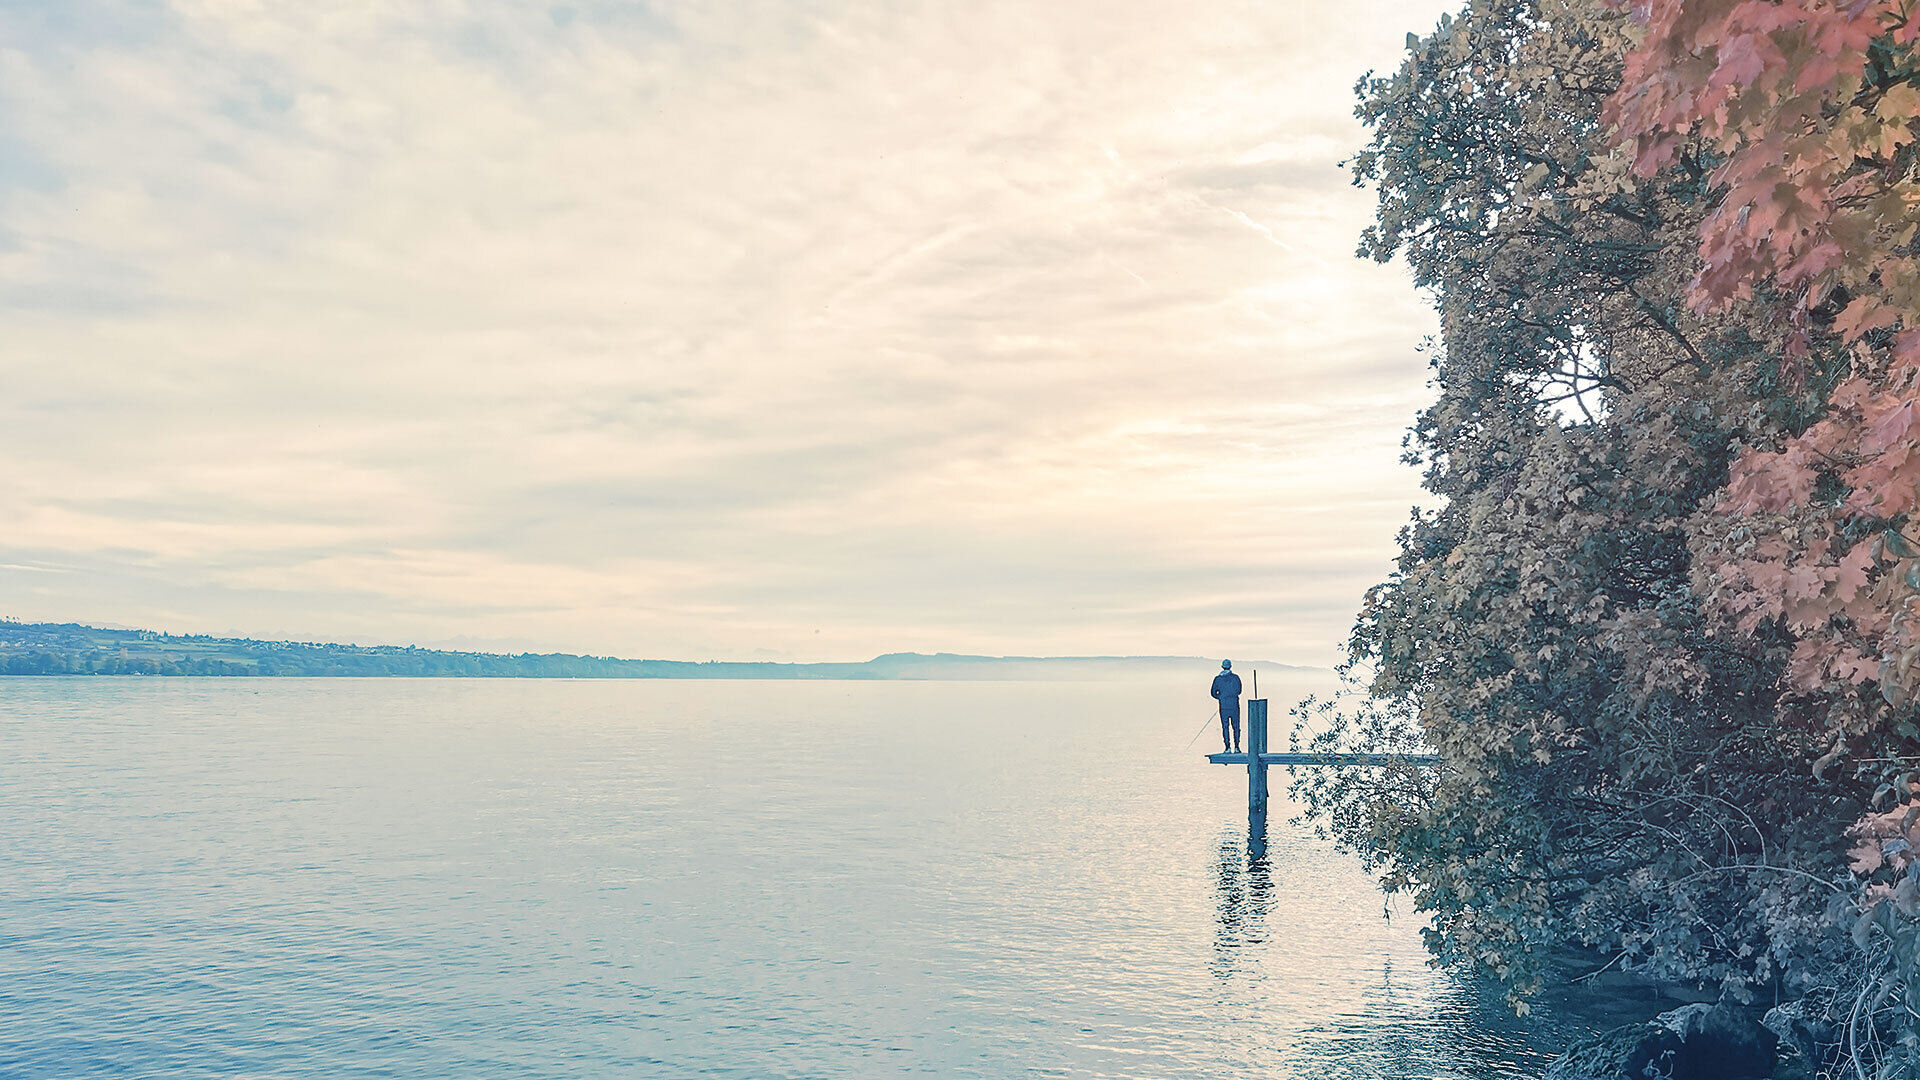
[1211,670,1242,719]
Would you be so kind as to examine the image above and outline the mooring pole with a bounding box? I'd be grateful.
[1206,685,1438,858]
[1246,698,1268,856]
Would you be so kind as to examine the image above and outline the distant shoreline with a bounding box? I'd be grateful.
[0,621,1317,680]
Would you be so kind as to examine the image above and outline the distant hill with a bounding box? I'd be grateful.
[855,652,1310,680]
[0,621,1315,680]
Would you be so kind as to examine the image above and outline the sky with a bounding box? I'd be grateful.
[0,0,1456,665]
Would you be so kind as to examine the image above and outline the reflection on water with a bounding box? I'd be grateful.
[0,676,1621,1079]
[1206,821,1604,1080]
[1212,830,1276,979]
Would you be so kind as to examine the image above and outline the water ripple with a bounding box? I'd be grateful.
[1,677,1594,1078]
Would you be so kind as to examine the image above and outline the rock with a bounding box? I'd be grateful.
[1761,999,1833,1065]
[1545,1022,1683,1080]
[1658,1002,1779,1077]
[1545,1001,1778,1080]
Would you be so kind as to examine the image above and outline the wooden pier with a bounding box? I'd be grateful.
[1209,697,1439,856]
[1206,751,1443,766]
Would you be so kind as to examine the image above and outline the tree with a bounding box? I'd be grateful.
[1604,2,1920,1069]
[1302,0,1863,1010]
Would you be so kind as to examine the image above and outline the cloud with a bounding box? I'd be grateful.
[0,0,1453,663]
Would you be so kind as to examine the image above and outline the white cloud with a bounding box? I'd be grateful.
[0,0,1453,663]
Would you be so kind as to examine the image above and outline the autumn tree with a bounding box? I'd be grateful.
[1298,0,1866,1014]
[1607,0,1920,713]
[1600,0,1920,1069]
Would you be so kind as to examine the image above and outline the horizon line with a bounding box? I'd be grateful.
[0,618,1323,671]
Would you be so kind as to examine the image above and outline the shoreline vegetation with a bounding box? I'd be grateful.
[1299,1,1920,1076]
[0,620,1306,680]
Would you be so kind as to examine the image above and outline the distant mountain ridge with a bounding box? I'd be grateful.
[857,652,1309,679]
[0,621,1315,679]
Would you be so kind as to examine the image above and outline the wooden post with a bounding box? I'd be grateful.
[1206,700,1439,861]
[1247,698,1268,856]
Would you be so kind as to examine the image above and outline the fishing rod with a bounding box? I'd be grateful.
[1183,707,1222,750]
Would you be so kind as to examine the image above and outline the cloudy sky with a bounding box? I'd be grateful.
[0,0,1453,664]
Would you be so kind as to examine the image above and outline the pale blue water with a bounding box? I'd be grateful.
[0,676,1591,1078]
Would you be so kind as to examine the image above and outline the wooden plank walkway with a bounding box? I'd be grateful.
[1206,751,1441,766]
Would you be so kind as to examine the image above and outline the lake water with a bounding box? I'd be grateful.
[0,676,1608,1078]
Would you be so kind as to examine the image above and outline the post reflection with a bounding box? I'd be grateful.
[1210,827,1276,978]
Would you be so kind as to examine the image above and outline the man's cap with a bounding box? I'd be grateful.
[1221,659,1232,670]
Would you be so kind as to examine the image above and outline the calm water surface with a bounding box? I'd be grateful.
[1,676,1605,1078]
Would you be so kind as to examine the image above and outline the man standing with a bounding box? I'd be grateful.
[1211,659,1242,753]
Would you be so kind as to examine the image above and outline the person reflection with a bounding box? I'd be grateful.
[1210,828,1276,978]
